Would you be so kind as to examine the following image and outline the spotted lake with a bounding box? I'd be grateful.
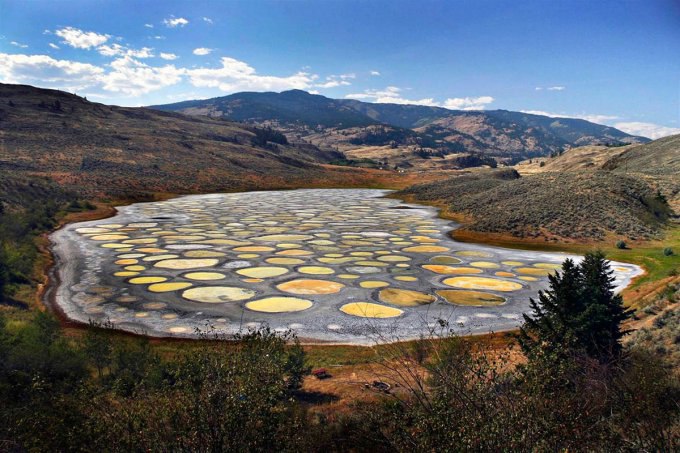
[49,189,642,344]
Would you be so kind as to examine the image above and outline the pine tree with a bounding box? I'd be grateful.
[576,251,632,360]
[519,252,632,363]
[519,258,583,359]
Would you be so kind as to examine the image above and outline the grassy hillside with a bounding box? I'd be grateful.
[0,84,361,198]
[0,173,89,308]
[604,134,679,176]
[516,144,633,174]
[517,135,680,212]
[398,168,671,242]
[605,134,680,212]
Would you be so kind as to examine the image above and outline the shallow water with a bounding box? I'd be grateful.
[50,189,642,344]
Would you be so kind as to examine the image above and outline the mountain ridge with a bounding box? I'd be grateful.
[151,89,649,164]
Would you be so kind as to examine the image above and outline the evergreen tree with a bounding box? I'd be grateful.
[519,258,583,360]
[576,251,632,359]
[519,251,632,362]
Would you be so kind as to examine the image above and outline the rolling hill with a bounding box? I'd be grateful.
[516,135,680,212]
[603,133,680,176]
[599,135,679,212]
[515,145,634,174]
[398,134,679,242]
[1,82,673,244]
[399,168,671,242]
[0,83,411,198]
[151,90,649,165]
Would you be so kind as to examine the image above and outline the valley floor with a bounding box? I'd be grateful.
[14,172,672,413]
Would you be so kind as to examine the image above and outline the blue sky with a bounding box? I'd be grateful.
[1,0,678,138]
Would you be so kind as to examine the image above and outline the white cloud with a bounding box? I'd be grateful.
[536,86,566,91]
[48,43,59,49]
[127,47,153,58]
[203,17,213,24]
[100,56,183,96]
[316,80,347,88]
[520,110,620,124]
[193,47,212,56]
[345,86,437,106]
[443,96,495,110]
[370,70,381,76]
[580,114,620,123]
[186,56,316,92]
[315,73,355,88]
[97,43,154,59]
[10,41,28,48]
[518,110,680,139]
[144,23,154,28]
[152,35,165,40]
[612,122,680,140]
[346,86,493,109]
[98,44,124,56]
[0,52,104,91]
[159,52,178,60]
[55,26,110,49]
[1,50,328,98]
[164,17,189,28]
[0,52,182,97]
[521,109,564,117]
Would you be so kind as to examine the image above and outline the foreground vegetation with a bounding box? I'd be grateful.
[0,174,93,308]
[1,253,678,451]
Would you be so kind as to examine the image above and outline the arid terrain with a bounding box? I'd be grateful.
[0,83,678,451]
[0,84,442,199]
[152,89,649,170]
[2,0,679,448]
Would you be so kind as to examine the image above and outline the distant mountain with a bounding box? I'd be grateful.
[153,89,378,128]
[151,90,649,163]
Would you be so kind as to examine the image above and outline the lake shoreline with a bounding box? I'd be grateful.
[46,189,643,345]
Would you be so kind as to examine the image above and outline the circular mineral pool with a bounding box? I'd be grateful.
[436,290,506,306]
[276,279,345,295]
[182,286,256,303]
[340,302,403,318]
[245,297,313,313]
[378,288,435,306]
[442,277,523,292]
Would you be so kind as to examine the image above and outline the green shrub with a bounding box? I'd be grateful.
[663,247,674,256]
[616,240,627,249]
